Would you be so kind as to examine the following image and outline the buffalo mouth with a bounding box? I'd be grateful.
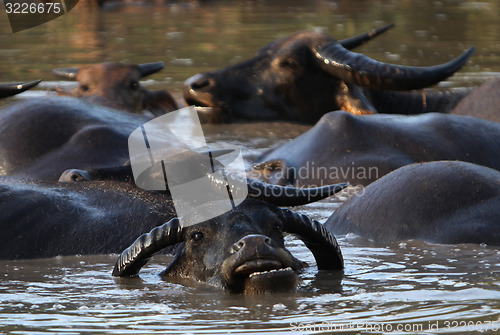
[185,92,231,122]
[229,259,298,294]
[192,105,224,123]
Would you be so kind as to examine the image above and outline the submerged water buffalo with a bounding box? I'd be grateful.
[0,80,41,98]
[451,78,500,123]
[250,111,500,187]
[184,25,474,123]
[0,97,149,179]
[0,172,345,294]
[2,150,346,260]
[53,61,177,115]
[325,161,500,246]
[0,100,199,180]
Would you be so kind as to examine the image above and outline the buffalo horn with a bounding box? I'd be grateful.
[281,208,343,270]
[112,218,183,277]
[52,67,79,79]
[138,62,165,78]
[339,23,395,50]
[314,42,475,90]
[0,80,41,98]
[206,171,348,206]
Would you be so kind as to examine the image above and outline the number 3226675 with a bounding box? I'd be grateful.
[5,2,62,14]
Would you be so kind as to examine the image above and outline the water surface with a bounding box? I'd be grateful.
[1,239,499,334]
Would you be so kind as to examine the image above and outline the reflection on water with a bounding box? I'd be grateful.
[1,0,500,333]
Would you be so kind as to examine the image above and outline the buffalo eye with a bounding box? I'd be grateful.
[80,84,89,92]
[272,222,283,232]
[130,81,139,91]
[190,231,204,242]
[280,58,299,70]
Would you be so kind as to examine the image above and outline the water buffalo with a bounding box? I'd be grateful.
[325,161,500,246]
[0,96,150,179]
[0,80,41,98]
[1,174,344,294]
[1,151,346,261]
[112,200,343,294]
[250,111,500,187]
[0,97,199,180]
[53,61,177,115]
[451,78,500,123]
[183,25,474,123]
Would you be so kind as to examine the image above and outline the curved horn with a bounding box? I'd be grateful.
[0,80,41,98]
[314,43,475,90]
[245,178,348,206]
[112,218,183,277]
[138,62,165,78]
[52,67,79,79]
[280,208,343,270]
[206,172,348,206]
[339,23,395,50]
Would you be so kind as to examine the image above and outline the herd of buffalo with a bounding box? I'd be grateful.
[1,24,499,294]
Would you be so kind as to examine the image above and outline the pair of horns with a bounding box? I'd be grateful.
[52,62,165,79]
[317,25,474,90]
[0,80,41,99]
[112,207,343,277]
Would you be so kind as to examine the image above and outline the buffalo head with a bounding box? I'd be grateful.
[113,199,343,294]
[53,62,177,115]
[184,25,474,123]
[0,80,41,99]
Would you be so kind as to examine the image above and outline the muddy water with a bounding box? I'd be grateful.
[1,240,499,334]
[1,0,500,334]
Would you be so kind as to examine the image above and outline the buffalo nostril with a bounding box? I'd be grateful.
[264,237,272,245]
[232,240,245,253]
[185,74,213,92]
[191,78,211,90]
[231,235,273,254]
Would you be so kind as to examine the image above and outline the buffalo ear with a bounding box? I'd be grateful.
[112,218,183,277]
[52,67,79,79]
[59,169,92,182]
[280,208,344,271]
[248,159,296,186]
[142,89,178,116]
[335,82,377,115]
